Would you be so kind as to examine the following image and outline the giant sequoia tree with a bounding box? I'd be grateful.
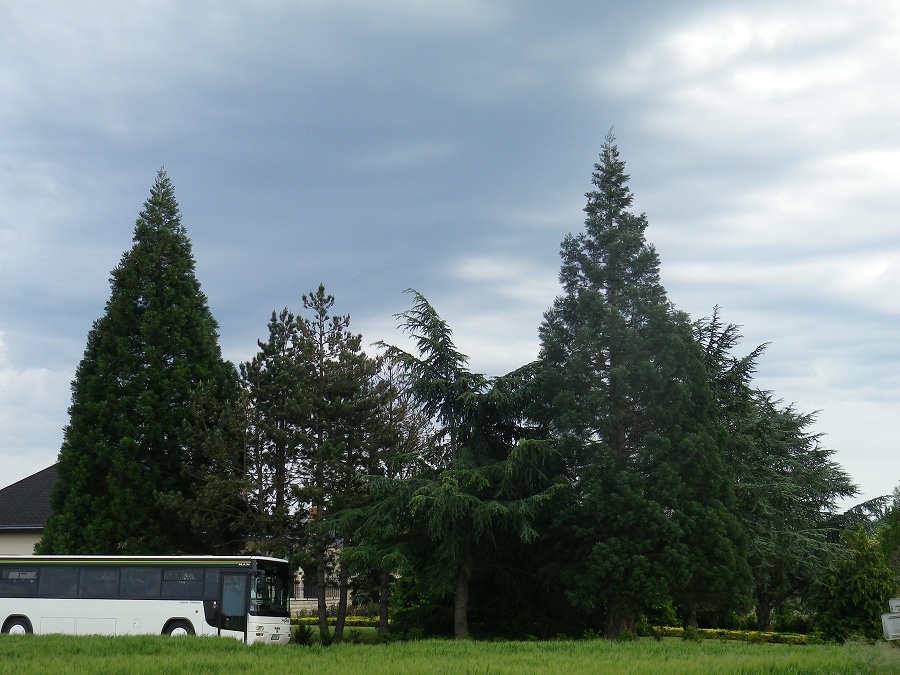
[538,134,750,636]
[39,170,237,554]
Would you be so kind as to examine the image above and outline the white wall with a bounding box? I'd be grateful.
[0,531,40,554]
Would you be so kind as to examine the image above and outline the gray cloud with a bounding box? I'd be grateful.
[2,1,898,504]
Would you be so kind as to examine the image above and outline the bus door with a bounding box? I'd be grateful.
[219,573,248,641]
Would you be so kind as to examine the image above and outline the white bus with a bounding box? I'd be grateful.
[0,555,292,644]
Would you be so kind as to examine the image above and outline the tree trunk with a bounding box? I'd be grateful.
[683,601,698,629]
[378,567,391,636]
[604,608,636,640]
[756,592,772,632]
[334,556,349,642]
[454,566,471,640]
[316,560,331,643]
[273,444,285,555]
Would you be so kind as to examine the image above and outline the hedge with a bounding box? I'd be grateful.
[651,626,821,645]
[292,616,385,627]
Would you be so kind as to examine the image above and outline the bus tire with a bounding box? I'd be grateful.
[2,617,32,634]
[163,620,195,637]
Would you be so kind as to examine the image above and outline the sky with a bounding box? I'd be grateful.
[2,1,899,506]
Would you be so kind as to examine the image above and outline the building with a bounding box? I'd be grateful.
[0,465,57,554]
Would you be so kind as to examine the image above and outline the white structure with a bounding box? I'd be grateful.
[0,555,291,643]
[882,598,900,641]
[0,466,56,554]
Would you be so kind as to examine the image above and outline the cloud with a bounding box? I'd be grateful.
[2,0,899,505]
[594,1,900,159]
[356,141,457,171]
[0,332,68,486]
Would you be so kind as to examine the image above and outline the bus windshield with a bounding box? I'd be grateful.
[249,562,290,616]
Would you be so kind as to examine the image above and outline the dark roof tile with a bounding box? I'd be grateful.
[0,465,57,529]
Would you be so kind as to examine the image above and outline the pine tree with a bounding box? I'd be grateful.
[240,307,309,559]
[538,134,750,637]
[39,169,237,554]
[296,285,385,642]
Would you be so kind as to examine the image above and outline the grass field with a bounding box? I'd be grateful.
[1,634,899,674]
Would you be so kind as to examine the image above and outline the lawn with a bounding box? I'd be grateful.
[1,634,899,674]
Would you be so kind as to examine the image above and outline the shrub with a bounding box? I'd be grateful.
[291,624,314,646]
[682,626,702,642]
[635,615,651,637]
[292,616,383,627]
[649,626,817,645]
[812,526,896,642]
[344,629,364,644]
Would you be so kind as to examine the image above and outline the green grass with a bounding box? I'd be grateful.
[1,634,899,674]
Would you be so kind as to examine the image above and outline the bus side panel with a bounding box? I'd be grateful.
[77,617,117,635]
[5,599,214,637]
[41,617,75,634]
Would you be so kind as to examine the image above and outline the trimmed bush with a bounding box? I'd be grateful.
[652,626,819,645]
[292,616,383,627]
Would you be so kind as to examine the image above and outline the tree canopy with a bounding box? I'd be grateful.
[33,141,876,642]
[538,133,751,636]
[39,169,237,554]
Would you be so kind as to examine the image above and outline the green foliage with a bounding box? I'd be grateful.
[616,629,638,642]
[39,170,236,554]
[240,306,310,559]
[372,290,560,640]
[291,623,314,646]
[681,626,702,642]
[878,493,900,576]
[156,380,249,554]
[772,607,814,635]
[537,133,750,637]
[812,525,897,642]
[241,284,385,642]
[694,309,857,631]
[292,616,384,627]
[652,626,821,645]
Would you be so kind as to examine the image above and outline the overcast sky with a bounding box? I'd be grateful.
[2,1,898,506]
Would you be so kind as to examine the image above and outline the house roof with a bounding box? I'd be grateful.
[0,464,57,530]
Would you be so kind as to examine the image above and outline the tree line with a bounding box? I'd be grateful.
[38,138,900,642]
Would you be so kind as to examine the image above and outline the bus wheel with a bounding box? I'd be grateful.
[2,617,32,634]
[163,620,195,637]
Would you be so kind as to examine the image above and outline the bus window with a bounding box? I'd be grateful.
[161,568,204,599]
[79,567,119,598]
[203,568,220,600]
[120,567,162,599]
[250,569,289,615]
[38,566,78,598]
[0,568,38,598]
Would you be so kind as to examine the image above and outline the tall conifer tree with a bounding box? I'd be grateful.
[241,285,385,642]
[39,170,237,554]
[240,307,308,559]
[375,290,558,640]
[294,284,382,642]
[538,134,750,636]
